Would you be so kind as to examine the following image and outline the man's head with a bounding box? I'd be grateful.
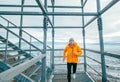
[69,38,74,45]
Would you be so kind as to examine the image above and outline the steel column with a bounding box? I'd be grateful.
[96,0,107,82]
[41,0,48,82]
[18,0,24,60]
[81,0,87,73]
[19,0,24,48]
[51,0,55,70]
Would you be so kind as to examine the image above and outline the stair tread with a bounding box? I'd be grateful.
[10,57,30,66]
[25,62,41,77]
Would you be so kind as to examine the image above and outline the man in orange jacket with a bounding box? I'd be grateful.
[63,38,82,82]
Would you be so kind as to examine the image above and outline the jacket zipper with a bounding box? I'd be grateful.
[72,47,73,62]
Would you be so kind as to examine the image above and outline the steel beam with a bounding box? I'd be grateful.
[3,26,82,28]
[82,0,88,7]
[0,4,82,8]
[84,16,97,28]
[49,5,82,8]
[84,0,120,28]
[0,11,97,16]
[35,0,53,28]
[35,0,47,14]
[100,0,120,15]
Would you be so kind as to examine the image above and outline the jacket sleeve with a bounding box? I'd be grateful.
[76,45,82,56]
[63,46,67,59]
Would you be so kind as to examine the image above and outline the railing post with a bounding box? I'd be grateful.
[41,55,46,82]
[4,22,9,63]
[29,36,32,55]
[81,0,87,72]
[96,0,107,82]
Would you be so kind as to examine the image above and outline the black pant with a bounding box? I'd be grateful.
[67,63,77,82]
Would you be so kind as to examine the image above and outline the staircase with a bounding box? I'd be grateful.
[0,17,51,82]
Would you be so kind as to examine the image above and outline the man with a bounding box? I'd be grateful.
[63,38,82,82]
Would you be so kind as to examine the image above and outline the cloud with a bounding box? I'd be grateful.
[55,16,82,26]
[55,0,81,6]
[104,32,120,38]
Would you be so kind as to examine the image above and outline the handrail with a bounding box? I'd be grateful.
[86,49,120,59]
[22,30,51,49]
[0,15,51,49]
[86,56,109,67]
[0,24,43,53]
[0,55,45,82]
[52,48,119,81]
[0,15,18,27]
[50,48,120,59]
[87,64,102,76]
[85,48,119,81]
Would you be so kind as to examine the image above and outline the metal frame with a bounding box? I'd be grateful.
[0,0,120,82]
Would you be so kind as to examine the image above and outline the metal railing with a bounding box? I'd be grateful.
[0,0,120,82]
[85,48,120,82]
[51,48,120,81]
[0,15,51,50]
[0,55,45,82]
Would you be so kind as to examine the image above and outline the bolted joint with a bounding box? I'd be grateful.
[52,28,54,37]
[42,49,46,54]
[82,29,85,37]
[43,16,48,30]
[22,0,25,5]
[97,17,103,31]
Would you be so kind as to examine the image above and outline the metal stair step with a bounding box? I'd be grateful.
[15,73,35,82]
[7,53,26,59]
[25,62,42,77]
[0,35,32,58]
[0,39,5,41]
[0,61,10,71]
[10,57,30,66]
[33,72,42,82]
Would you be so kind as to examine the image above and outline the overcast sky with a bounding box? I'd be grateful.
[0,0,120,44]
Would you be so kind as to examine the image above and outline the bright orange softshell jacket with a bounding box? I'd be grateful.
[63,43,82,63]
